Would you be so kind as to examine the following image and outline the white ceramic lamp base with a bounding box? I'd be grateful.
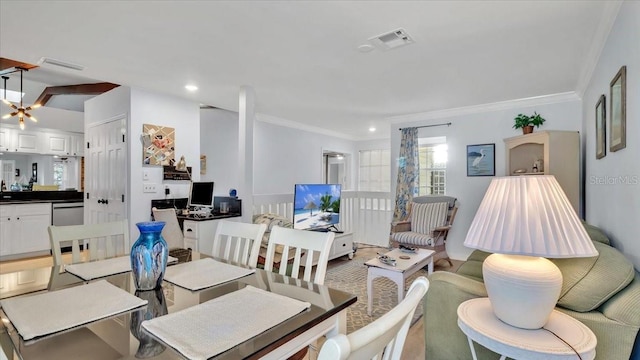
[483,254,562,329]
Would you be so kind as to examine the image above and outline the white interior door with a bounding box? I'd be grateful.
[0,160,16,188]
[85,116,127,225]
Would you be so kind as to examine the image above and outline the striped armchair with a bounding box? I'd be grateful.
[390,196,458,266]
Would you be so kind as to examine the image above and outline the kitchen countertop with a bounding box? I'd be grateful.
[0,199,84,205]
[0,190,84,204]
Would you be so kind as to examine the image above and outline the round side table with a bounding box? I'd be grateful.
[457,298,597,360]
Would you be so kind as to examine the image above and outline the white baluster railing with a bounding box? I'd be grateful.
[252,191,392,247]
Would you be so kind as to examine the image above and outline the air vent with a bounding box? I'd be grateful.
[369,28,414,51]
[38,57,85,71]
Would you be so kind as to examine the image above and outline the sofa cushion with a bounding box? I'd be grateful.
[456,250,490,282]
[252,213,296,265]
[253,213,293,244]
[554,241,635,312]
[581,221,610,245]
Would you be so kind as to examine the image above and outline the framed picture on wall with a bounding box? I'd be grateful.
[609,65,626,152]
[595,94,606,159]
[467,143,495,176]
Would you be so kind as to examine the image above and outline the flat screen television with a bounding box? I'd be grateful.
[293,184,341,230]
[189,181,214,207]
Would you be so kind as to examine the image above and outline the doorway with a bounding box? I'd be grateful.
[323,151,349,188]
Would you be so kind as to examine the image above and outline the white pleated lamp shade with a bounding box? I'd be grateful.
[464,175,597,258]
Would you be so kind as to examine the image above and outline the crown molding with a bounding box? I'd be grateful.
[388,92,580,124]
[575,1,623,97]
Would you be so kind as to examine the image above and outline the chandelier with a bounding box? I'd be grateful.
[2,68,41,130]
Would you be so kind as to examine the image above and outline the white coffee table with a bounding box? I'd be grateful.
[365,248,435,315]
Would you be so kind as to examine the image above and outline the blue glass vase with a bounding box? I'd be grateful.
[130,221,168,290]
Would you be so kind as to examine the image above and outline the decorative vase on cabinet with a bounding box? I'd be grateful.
[130,221,168,290]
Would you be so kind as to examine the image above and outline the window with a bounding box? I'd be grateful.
[359,149,390,192]
[53,162,65,187]
[53,158,78,190]
[418,137,447,195]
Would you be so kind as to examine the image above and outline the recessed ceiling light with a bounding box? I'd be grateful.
[185,84,198,92]
[369,127,376,132]
[357,44,375,53]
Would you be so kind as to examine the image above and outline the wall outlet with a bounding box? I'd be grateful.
[143,183,157,193]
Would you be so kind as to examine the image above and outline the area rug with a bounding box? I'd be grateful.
[323,247,430,334]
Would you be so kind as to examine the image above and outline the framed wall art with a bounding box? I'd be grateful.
[595,94,606,159]
[142,124,175,165]
[609,65,626,152]
[467,143,495,176]
[200,155,207,175]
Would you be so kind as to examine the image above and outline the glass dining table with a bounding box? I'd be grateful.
[0,252,357,359]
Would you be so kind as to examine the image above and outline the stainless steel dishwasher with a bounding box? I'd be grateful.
[52,202,84,226]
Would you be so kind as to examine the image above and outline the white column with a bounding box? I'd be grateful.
[238,86,255,223]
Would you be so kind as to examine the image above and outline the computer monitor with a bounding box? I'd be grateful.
[189,182,214,207]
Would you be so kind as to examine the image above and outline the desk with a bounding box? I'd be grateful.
[457,298,597,360]
[0,253,356,359]
[179,214,241,255]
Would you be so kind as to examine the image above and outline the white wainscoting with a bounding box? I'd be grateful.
[252,191,393,247]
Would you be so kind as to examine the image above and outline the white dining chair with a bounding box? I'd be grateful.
[211,220,267,268]
[151,207,185,249]
[264,226,335,285]
[318,276,430,360]
[48,219,130,266]
[48,220,130,291]
[264,226,336,360]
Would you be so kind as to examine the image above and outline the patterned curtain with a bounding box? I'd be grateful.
[393,127,419,221]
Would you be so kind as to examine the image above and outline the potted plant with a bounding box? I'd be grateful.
[513,112,546,134]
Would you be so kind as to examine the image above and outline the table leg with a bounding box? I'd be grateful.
[367,269,374,316]
[467,336,478,360]
[391,272,404,304]
[428,256,434,275]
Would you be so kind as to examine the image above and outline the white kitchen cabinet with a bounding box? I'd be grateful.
[0,127,13,151]
[0,203,52,259]
[0,214,12,257]
[13,131,42,153]
[0,124,85,156]
[44,133,71,155]
[70,134,84,156]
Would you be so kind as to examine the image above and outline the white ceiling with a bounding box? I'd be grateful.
[0,1,618,140]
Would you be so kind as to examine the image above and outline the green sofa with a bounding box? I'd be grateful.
[424,222,640,360]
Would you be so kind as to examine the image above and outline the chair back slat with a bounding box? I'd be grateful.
[212,220,267,268]
[264,226,334,285]
[151,207,184,249]
[48,220,130,266]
